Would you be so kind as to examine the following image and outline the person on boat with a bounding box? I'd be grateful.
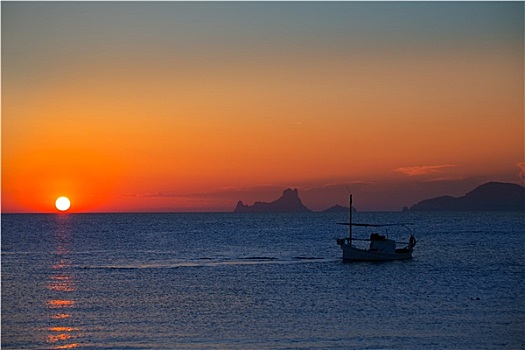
[370,233,386,241]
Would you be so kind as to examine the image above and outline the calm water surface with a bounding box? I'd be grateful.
[2,212,524,349]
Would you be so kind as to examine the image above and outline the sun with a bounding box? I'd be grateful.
[55,196,71,212]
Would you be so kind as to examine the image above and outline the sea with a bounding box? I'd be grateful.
[1,212,524,349]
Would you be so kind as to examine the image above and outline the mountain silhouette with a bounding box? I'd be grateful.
[234,188,312,213]
[410,182,525,211]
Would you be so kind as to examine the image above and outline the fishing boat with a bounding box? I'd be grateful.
[336,195,417,261]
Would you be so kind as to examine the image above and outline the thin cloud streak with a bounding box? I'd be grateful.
[394,165,457,177]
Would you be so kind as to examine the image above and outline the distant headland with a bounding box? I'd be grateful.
[321,204,357,214]
[409,182,524,212]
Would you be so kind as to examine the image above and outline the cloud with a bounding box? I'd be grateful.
[123,192,180,198]
[122,186,287,204]
[394,164,456,176]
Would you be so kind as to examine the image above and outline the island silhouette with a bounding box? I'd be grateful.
[234,188,312,213]
[234,182,524,213]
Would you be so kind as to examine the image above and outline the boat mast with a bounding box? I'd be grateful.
[349,194,353,243]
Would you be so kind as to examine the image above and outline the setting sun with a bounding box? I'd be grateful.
[55,197,71,212]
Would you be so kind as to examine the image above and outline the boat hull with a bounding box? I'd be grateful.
[342,244,412,262]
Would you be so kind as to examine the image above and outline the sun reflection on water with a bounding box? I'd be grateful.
[45,217,82,349]
[51,313,72,320]
[48,299,75,308]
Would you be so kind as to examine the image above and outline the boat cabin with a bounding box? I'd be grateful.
[369,233,396,254]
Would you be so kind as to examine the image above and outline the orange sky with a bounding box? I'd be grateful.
[2,2,523,212]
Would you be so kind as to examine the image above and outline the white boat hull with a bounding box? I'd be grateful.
[342,244,413,262]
